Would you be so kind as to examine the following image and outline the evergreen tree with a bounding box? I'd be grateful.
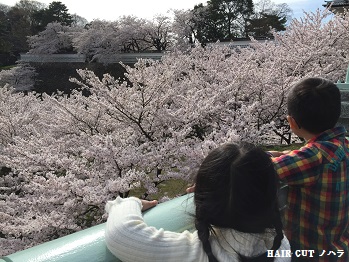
[248,13,287,37]
[247,0,290,37]
[7,7,32,54]
[0,8,11,54]
[32,1,73,32]
[192,0,254,43]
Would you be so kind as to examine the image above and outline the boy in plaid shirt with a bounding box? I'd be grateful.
[270,78,349,261]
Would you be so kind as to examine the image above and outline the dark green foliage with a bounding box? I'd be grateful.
[248,13,287,37]
[0,10,11,55]
[192,0,255,44]
[0,1,78,65]
[0,1,44,60]
[7,7,32,54]
[189,0,291,44]
[32,1,73,32]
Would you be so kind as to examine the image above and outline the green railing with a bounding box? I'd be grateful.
[337,65,349,131]
[0,194,195,262]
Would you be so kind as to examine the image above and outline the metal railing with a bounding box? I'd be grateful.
[19,53,164,64]
[20,54,86,63]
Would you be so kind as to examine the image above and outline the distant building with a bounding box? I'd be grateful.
[323,0,349,14]
[20,54,86,63]
[19,53,163,64]
[208,37,274,49]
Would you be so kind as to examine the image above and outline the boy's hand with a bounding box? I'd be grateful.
[141,199,158,211]
[268,150,291,157]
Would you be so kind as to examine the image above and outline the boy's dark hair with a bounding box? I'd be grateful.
[287,78,341,134]
[194,142,283,262]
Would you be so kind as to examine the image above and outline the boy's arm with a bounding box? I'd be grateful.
[272,143,322,186]
[268,150,291,157]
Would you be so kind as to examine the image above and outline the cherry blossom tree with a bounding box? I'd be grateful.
[117,16,150,52]
[0,62,37,91]
[27,22,78,54]
[272,10,348,81]
[72,20,123,63]
[172,9,199,50]
[72,16,175,63]
[25,15,177,63]
[142,15,174,51]
[1,9,349,257]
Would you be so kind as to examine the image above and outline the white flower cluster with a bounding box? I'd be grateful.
[29,17,175,63]
[1,9,349,256]
[0,63,37,92]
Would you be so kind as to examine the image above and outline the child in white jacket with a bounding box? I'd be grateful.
[105,142,291,262]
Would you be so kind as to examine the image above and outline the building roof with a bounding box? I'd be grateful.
[323,0,349,8]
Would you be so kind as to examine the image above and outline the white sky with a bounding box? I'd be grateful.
[0,0,327,22]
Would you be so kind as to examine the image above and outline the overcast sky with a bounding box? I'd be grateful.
[0,0,327,22]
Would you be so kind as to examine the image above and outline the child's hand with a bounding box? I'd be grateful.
[281,150,291,155]
[141,199,158,211]
[186,184,196,193]
[268,150,291,157]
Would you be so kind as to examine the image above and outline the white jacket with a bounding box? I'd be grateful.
[105,197,291,262]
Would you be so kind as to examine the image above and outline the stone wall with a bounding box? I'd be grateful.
[30,62,127,95]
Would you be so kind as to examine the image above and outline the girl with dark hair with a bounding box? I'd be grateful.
[105,142,290,261]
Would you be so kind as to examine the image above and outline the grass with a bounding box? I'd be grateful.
[260,142,304,152]
[0,65,16,70]
[129,179,190,200]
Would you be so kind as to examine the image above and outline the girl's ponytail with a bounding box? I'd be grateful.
[196,219,218,262]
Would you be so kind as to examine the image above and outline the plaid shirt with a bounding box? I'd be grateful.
[273,126,349,261]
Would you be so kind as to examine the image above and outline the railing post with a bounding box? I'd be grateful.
[336,65,349,133]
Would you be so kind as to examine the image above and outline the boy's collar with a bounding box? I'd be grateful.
[308,126,347,143]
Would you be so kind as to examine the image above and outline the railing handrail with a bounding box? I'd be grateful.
[1,194,195,262]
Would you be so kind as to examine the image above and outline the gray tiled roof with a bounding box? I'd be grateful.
[333,0,349,3]
[324,0,349,6]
